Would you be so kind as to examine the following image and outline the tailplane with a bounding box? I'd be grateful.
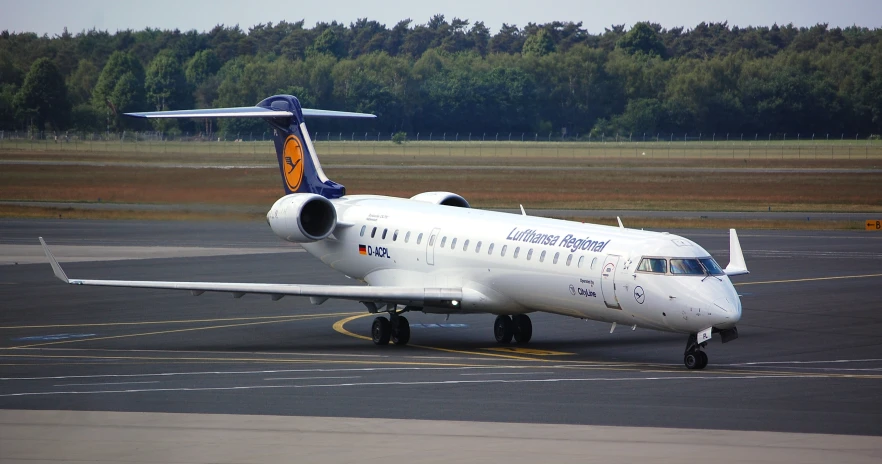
[125,95,375,199]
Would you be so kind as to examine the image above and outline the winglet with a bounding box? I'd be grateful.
[520,205,527,216]
[617,216,625,229]
[724,229,750,276]
[39,237,69,283]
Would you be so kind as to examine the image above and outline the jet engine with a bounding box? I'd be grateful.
[409,191,470,208]
[267,193,337,243]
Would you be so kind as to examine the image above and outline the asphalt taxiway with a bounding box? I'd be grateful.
[1,219,881,459]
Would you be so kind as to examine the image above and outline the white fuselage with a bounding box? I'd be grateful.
[297,195,742,334]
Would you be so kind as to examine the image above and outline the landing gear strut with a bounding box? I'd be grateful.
[371,307,410,346]
[683,333,708,370]
[494,314,532,344]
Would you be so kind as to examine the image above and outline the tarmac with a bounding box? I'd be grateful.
[1,219,881,462]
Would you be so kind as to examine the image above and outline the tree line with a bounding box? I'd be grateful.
[2,17,881,137]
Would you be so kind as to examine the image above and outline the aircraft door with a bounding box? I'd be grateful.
[426,228,441,265]
[601,254,622,309]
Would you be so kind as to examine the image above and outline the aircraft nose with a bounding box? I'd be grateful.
[712,296,741,328]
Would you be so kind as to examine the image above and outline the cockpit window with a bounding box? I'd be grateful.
[637,258,667,274]
[700,257,725,275]
[670,258,705,275]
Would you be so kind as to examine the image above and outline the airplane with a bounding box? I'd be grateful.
[40,94,747,370]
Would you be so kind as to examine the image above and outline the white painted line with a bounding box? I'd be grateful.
[0,374,847,398]
[459,372,548,376]
[726,358,882,366]
[53,381,161,387]
[263,376,361,381]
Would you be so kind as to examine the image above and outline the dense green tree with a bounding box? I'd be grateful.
[523,29,555,56]
[13,58,70,130]
[617,22,666,57]
[92,51,144,116]
[145,50,190,111]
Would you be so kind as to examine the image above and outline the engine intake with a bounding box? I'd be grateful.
[409,191,470,208]
[267,193,337,242]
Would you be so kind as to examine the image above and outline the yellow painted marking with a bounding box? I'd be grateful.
[332,314,549,362]
[0,312,359,330]
[735,273,882,286]
[866,220,881,231]
[483,347,575,356]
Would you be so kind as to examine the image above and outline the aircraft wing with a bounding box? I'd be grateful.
[124,107,376,119]
[724,229,750,276]
[39,238,459,306]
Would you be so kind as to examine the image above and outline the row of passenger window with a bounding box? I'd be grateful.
[358,225,598,269]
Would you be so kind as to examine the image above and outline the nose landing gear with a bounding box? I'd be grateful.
[684,333,709,370]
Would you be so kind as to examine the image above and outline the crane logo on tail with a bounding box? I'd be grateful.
[282,135,305,192]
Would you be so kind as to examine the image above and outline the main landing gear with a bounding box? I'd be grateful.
[683,333,709,370]
[371,311,410,346]
[494,314,532,344]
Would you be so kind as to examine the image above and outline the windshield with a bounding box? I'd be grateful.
[637,257,667,274]
[699,257,725,275]
[670,258,705,275]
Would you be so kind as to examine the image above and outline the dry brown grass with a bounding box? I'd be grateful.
[0,204,262,221]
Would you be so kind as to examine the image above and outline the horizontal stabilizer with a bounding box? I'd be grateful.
[124,107,376,119]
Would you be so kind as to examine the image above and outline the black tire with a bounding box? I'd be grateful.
[512,314,533,344]
[494,315,513,344]
[371,317,391,345]
[697,351,708,369]
[391,316,410,346]
[684,352,700,369]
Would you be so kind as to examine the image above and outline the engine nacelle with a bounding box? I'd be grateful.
[267,193,337,243]
[409,191,470,208]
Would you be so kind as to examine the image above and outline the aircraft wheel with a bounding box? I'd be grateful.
[512,314,532,344]
[371,317,391,345]
[391,316,410,346]
[494,315,513,344]
[684,352,700,370]
[697,351,709,369]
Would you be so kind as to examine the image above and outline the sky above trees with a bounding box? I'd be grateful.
[3,0,882,36]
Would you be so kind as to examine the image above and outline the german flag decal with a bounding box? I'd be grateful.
[358,244,367,255]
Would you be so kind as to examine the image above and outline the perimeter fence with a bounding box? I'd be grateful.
[2,130,881,159]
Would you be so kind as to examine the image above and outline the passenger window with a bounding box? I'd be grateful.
[514,247,520,258]
[553,252,560,264]
[591,257,597,270]
[451,238,457,249]
[476,241,482,253]
[463,239,469,251]
[428,234,434,246]
[488,243,495,255]
[566,254,573,266]
[540,250,546,262]
[578,256,585,268]
[419,233,424,245]
[405,231,411,243]
[393,230,399,241]
[360,225,366,237]
[637,258,668,274]
[501,245,507,257]
[527,249,533,260]
[371,227,377,238]
[382,229,388,240]
[440,236,447,248]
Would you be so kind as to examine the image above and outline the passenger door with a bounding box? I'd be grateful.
[601,254,621,309]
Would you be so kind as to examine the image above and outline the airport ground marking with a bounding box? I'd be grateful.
[482,347,575,356]
[0,311,360,330]
[332,313,550,362]
[735,273,882,286]
[6,314,336,349]
[5,373,882,398]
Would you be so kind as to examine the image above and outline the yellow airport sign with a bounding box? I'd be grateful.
[867,220,881,231]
